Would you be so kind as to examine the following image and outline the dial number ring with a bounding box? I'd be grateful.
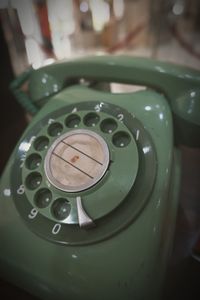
[12,101,156,245]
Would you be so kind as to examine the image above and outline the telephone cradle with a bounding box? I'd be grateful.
[0,56,200,300]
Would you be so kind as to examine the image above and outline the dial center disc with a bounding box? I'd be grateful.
[44,129,110,192]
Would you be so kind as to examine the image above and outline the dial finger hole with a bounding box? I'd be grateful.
[112,131,131,148]
[48,122,63,137]
[26,153,42,170]
[83,113,100,127]
[51,198,71,220]
[100,118,118,133]
[65,114,81,128]
[25,172,42,190]
[34,136,49,151]
[34,188,52,208]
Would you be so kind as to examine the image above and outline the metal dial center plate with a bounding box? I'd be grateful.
[44,129,109,192]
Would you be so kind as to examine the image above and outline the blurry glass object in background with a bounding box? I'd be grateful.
[0,0,200,74]
[0,0,152,74]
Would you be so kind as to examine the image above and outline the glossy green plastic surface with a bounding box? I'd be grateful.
[0,89,179,299]
[1,55,198,299]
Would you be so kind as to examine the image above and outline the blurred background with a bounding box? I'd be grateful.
[0,0,200,299]
[1,0,200,74]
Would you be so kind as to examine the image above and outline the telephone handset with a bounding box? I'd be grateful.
[12,55,200,146]
[0,56,200,300]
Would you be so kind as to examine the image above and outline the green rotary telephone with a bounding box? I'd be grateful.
[0,55,200,300]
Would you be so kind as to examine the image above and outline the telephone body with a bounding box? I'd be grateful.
[0,56,200,300]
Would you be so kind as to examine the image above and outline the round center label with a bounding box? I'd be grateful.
[44,129,110,192]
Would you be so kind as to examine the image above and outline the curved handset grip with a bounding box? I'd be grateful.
[13,56,200,147]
